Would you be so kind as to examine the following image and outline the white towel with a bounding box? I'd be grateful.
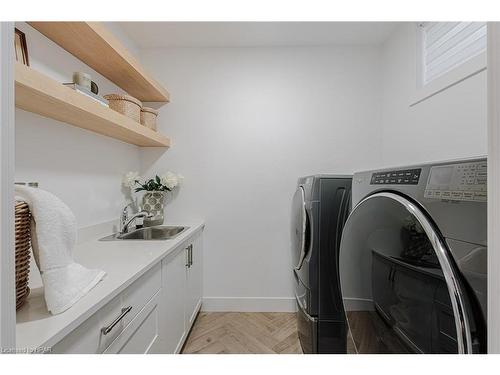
[15,186,106,314]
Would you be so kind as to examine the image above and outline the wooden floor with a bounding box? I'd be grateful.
[181,312,303,354]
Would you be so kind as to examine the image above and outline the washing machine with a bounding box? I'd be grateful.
[339,157,487,354]
[291,175,352,353]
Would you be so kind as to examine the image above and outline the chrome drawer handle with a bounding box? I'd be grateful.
[101,306,132,335]
[188,244,193,267]
[185,244,193,268]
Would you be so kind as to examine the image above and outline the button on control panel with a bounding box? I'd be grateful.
[424,161,487,202]
[370,168,421,185]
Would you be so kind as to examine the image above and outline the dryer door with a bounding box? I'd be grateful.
[291,186,309,271]
[339,192,476,354]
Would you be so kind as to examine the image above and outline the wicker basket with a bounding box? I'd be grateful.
[103,94,142,123]
[15,201,31,310]
[140,107,159,131]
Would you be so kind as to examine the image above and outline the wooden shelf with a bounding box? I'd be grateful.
[15,62,171,147]
[28,22,170,103]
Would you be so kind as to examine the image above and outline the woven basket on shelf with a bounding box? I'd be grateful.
[103,94,142,123]
[15,201,31,310]
[140,106,159,131]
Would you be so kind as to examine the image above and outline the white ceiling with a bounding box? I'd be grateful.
[117,22,399,48]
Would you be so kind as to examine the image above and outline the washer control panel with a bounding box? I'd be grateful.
[370,168,421,185]
[424,161,487,202]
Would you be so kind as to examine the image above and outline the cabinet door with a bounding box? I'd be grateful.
[160,249,188,353]
[186,233,203,328]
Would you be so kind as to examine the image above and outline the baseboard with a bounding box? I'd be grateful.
[202,297,372,313]
[343,297,374,311]
[202,297,297,312]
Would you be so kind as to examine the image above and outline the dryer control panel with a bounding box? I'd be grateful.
[370,168,421,185]
[424,161,487,202]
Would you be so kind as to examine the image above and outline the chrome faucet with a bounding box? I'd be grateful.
[120,203,151,234]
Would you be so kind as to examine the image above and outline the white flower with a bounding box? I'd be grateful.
[122,171,139,188]
[161,171,179,190]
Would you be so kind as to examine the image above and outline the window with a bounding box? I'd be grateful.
[412,22,487,105]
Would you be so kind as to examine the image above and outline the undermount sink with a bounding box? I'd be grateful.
[100,226,188,241]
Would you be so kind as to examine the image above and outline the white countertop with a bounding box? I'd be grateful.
[16,221,205,350]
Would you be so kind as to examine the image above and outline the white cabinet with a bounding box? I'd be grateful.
[159,229,203,353]
[49,228,203,354]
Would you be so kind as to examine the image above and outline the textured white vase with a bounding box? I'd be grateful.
[142,191,166,227]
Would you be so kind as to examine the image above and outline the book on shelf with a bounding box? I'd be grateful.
[63,83,109,107]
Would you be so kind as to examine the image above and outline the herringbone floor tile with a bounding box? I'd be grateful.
[182,312,303,354]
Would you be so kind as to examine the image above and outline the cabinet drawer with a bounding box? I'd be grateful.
[51,264,161,354]
[104,291,161,354]
[122,263,161,326]
[51,294,123,354]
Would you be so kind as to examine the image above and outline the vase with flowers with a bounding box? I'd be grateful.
[122,171,183,226]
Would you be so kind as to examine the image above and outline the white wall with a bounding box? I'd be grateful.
[15,23,143,228]
[139,46,383,310]
[380,23,487,166]
[103,22,141,59]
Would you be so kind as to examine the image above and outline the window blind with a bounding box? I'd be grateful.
[420,22,486,84]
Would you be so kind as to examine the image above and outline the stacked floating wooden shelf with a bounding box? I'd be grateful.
[15,22,171,147]
[15,63,170,147]
[28,22,169,102]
